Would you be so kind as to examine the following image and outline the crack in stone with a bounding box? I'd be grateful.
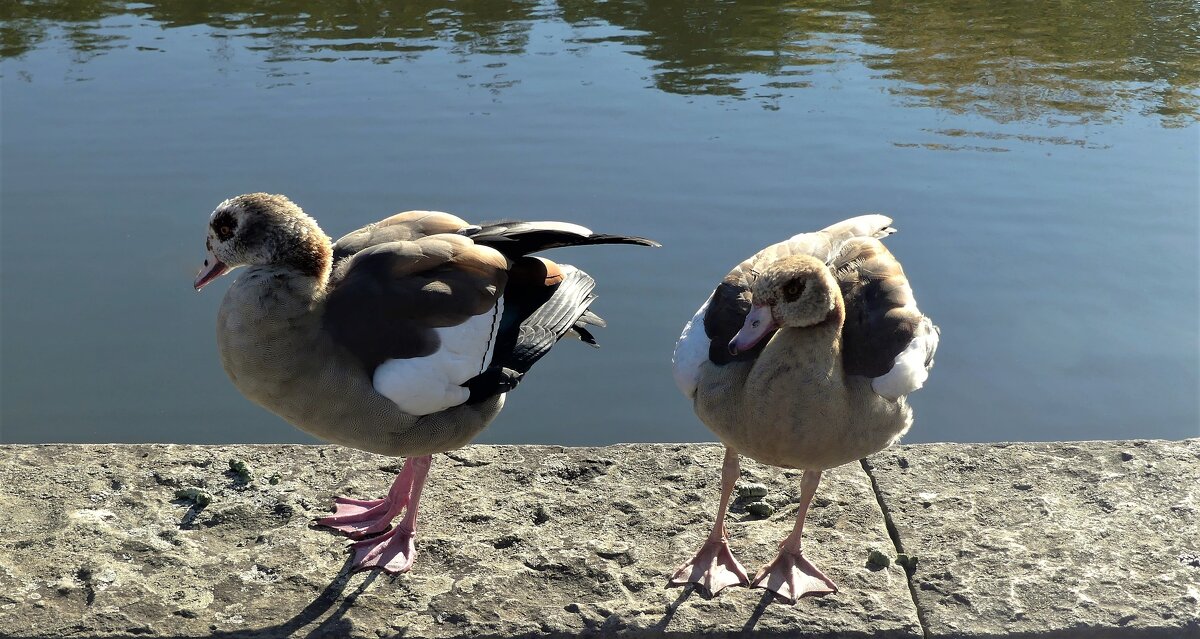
[861,457,931,639]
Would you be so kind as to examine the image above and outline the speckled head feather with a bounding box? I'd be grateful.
[207,193,333,282]
[750,254,840,329]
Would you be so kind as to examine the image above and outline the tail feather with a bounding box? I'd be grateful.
[463,221,659,258]
[569,309,606,347]
[818,214,896,241]
[569,325,601,347]
[578,309,607,328]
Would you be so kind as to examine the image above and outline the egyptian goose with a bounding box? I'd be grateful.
[195,193,657,573]
[669,215,938,602]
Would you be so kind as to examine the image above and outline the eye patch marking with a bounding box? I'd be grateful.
[782,278,806,301]
[212,210,237,241]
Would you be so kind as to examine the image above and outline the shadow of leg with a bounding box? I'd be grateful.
[741,589,777,634]
[303,571,379,638]
[266,555,364,637]
[649,584,695,632]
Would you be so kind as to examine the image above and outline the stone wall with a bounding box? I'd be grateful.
[0,440,1196,638]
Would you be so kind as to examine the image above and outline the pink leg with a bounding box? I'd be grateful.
[668,447,750,595]
[348,454,432,574]
[751,470,837,603]
[316,457,418,538]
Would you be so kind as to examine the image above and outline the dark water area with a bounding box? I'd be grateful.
[1,1,1197,446]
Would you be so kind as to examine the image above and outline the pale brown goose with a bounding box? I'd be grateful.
[669,214,938,603]
[195,193,657,574]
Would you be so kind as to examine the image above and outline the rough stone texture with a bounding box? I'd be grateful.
[0,444,918,638]
[866,439,1200,639]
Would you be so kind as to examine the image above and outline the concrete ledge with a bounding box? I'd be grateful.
[866,439,1200,639]
[0,440,1196,638]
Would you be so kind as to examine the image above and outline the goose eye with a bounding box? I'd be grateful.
[777,277,806,299]
[216,224,234,240]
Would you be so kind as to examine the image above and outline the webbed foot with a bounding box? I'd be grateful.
[751,549,837,603]
[349,525,417,574]
[668,537,750,596]
[316,496,399,538]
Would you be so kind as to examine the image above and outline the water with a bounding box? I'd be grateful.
[2,1,1197,447]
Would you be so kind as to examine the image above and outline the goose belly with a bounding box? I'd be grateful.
[695,363,913,470]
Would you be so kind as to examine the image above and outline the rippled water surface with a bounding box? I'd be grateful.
[2,1,1197,445]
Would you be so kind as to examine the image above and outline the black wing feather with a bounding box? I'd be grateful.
[497,266,598,374]
[463,221,659,258]
[463,266,601,400]
[704,278,762,365]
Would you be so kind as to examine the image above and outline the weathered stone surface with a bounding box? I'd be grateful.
[0,444,918,638]
[866,439,1200,639]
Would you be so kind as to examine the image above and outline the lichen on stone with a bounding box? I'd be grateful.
[896,552,919,572]
[173,487,212,507]
[228,458,252,484]
[746,502,774,518]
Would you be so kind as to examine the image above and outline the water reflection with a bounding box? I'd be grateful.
[2,0,128,61]
[559,0,865,98]
[858,0,1200,125]
[2,0,543,61]
[149,0,543,61]
[3,0,1197,122]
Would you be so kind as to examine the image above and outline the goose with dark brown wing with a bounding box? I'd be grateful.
[196,193,657,574]
[670,214,939,603]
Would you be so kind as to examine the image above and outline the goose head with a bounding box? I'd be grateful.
[194,192,331,291]
[729,254,838,355]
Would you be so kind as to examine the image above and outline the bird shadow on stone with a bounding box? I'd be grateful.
[647,584,695,633]
[741,589,777,634]
[286,556,382,639]
[297,568,381,638]
[71,559,379,639]
[183,554,382,639]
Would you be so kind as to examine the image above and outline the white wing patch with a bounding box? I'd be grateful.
[871,320,938,400]
[373,298,504,416]
[672,295,713,400]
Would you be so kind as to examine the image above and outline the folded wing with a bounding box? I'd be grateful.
[325,213,656,415]
[323,233,510,415]
[832,236,939,398]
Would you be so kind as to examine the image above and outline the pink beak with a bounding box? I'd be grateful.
[729,304,777,355]
[194,249,229,291]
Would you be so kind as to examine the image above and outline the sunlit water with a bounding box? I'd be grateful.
[2,1,1197,446]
